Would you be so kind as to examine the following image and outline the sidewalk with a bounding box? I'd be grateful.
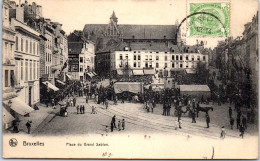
[7,103,58,135]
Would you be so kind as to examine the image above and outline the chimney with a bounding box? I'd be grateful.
[16,4,24,23]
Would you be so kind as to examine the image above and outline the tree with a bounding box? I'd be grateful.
[196,61,209,84]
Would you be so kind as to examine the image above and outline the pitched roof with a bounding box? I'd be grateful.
[83,24,177,40]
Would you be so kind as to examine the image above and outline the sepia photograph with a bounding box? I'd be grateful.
[1,0,259,159]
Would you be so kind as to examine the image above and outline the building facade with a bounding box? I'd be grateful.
[68,31,95,81]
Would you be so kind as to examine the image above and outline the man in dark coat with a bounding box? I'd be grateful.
[112,115,116,128]
[162,103,166,116]
[206,114,210,128]
[242,116,247,129]
[228,106,232,118]
[230,117,234,129]
[191,109,196,123]
[26,120,32,134]
[237,116,241,129]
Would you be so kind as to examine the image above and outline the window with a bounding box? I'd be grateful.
[180,64,183,68]
[120,54,122,60]
[156,56,159,60]
[138,55,141,60]
[134,55,136,60]
[186,55,189,60]
[133,62,136,67]
[176,55,179,60]
[26,40,28,52]
[165,63,167,68]
[30,61,32,80]
[145,55,148,60]
[186,65,189,68]
[46,53,48,62]
[5,70,8,87]
[172,63,175,68]
[149,62,152,68]
[180,56,183,60]
[25,60,28,81]
[172,55,175,60]
[10,70,15,87]
[191,55,194,61]
[30,41,32,53]
[156,63,159,68]
[16,36,18,50]
[33,62,36,80]
[134,51,136,53]
[80,65,83,72]
[203,56,206,61]
[149,55,152,60]
[37,44,39,55]
[21,61,23,80]
[126,55,128,60]
[50,54,51,62]
[80,57,83,63]
[37,62,39,79]
[33,42,35,54]
[165,56,167,61]
[21,38,23,51]
[145,62,148,68]
[197,56,200,61]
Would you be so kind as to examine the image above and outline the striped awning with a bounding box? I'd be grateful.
[56,80,66,85]
[66,74,72,80]
[143,69,155,75]
[42,81,59,91]
[2,108,15,124]
[6,98,34,116]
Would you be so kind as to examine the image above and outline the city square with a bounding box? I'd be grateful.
[1,0,259,159]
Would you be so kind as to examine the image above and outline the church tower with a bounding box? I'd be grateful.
[107,11,120,38]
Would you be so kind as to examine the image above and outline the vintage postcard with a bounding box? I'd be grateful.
[2,0,259,159]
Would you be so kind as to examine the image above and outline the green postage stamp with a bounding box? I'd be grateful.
[189,2,230,37]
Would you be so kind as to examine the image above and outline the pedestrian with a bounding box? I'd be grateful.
[228,106,232,118]
[112,115,116,128]
[163,103,166,116]
[206,114,210,128]
[12,120,19,133]
[70,99,73,107]
[105,126,109,133]
[167,104,171,116]
[174,119,178,130]
[114,95,118,105]
[82,105,85,114]
[220,126,226,139]
[91,106,95,114]
[191,109,196,123]
[94,107,97,114]
[118,121,121,131]
[26,120,32,134]
[239,124,245,138]
[86,96,88,103]
[242,116,247,129]
[230,117,234,129]
[122,119,125,130]
[105,100,108,110]
[236,116,241,129]
[76,105,80,114]
[178,119,182,129]
[80,105,83,114]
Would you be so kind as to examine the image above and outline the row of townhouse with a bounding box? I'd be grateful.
[2,0,68,128]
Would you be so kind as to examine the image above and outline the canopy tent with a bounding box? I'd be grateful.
[143,69,155,75]
[42,81,59,91]
[56,80,66,85]
[7,97,34,116]
[2,107,15,124]
[114,82,143,94]
[179,85,211,99]
[92,72,97,76]
[132,70,144,75]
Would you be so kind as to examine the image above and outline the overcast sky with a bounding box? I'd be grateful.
[13,0,258,48]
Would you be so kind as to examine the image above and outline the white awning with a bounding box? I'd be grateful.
[42,81,59,91]
[117,70,124,75]
[2,108,15,124]
[143,69,155,75]
[92,72,97,76]
[9,98,34,115]
[186,69,196,74]
[56,80,65,85]
[66,74,72,80]
[132,70,144,75]
[87,72,94,78]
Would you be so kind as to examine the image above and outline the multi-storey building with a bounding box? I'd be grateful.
[68,30,95,81]
[2,0,17,128]
[11,14,41,107]
[110,50,208,77]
